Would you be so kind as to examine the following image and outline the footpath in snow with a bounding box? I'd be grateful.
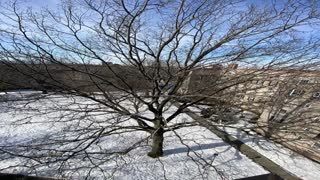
[220,121,320,180]
[185,104,320,180]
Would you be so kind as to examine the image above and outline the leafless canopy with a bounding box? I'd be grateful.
[0,0,319,178]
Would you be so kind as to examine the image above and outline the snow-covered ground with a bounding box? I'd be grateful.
[219,121,320,180]
[184,105,320,180]
[0,91,269,179]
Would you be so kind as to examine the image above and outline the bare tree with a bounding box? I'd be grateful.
[0,0,319,178]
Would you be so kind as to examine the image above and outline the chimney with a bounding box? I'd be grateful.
[228,64,238,69]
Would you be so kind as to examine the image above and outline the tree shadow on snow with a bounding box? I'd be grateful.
[163,138,253,156]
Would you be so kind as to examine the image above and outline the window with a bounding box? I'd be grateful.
[248,96,255,102]
[313,142,320,150]
[288,89,304,96]
[236,94,245,99]
[254,97,263,102]
[263,81,270,86]
[313,92,320,98]
[270,81,278,86]
[305,103,312,108]
[257,80,263,85]
[269,115,275,121]
[280,109,287,114]
[300,80,309,84]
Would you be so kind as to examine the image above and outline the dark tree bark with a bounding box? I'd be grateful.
[148,127,164,158]
[148,118,164,158]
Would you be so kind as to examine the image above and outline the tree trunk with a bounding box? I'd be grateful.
[148,128,164,158]
[148,123,164,158]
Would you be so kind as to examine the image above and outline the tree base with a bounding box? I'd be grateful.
[147,151,163,158]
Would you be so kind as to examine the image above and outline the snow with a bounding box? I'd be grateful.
[218,121,320,180]
[185,105,320,180]
[2,92,319,179]
[0,91,269,179]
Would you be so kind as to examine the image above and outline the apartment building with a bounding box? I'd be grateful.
[239,69,320,162]
[182,65,320,162]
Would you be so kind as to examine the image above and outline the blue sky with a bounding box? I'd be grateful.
[23,0,58,10]
[0,0,318,66]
